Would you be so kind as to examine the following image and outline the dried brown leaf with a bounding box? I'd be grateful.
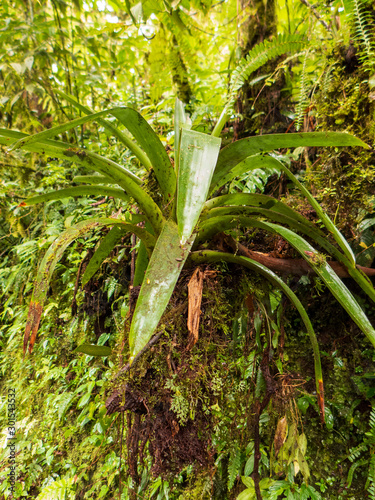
[274,415,288,457]
[24,301,43,355]
[187,267,204,350]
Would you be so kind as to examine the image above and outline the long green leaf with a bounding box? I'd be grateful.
[24,218,156,354]
[73,175,116,185]
[213,153,280,188]
[128,220,195,362]
[0,129,142,184]
[74,343,112,356]
[199,205,342,259]
[266,156,356,265]
[0,130,165,234]
[56,89,153,170]
[256,221,375,346]
[202,193,375,302]
[203,216,375,347]
[204,192,310,224]
[210,132,368,192]
[9,106,176,202]
[176,129,221,243]
[81,226,128,286]
[190,249,325,422]
[24,186,130,205]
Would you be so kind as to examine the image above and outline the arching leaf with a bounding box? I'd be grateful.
[24,186,130,205]
[129,220,195,362]
[190,249,325,423]
[24,218,156,354]
[176,128,221,243]
[8,106,176,202]
[81,226,128,286]
[210,132,368,192]
[0,129,165,234]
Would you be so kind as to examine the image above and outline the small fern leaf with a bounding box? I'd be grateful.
[368,455,375,500]
[228,447,243,491]
[226,34,308,112]
[295,51,310,132]
[347,458,368,488]
[348,0,375,71]
[36,478,74,500]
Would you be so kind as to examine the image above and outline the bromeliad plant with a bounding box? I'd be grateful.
[1,38,375,423]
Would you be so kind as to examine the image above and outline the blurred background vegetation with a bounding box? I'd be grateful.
[1,0,375,498]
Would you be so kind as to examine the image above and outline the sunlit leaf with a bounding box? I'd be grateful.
[176,129,221,243]
[129,220,195,362]
[74,343,112,356]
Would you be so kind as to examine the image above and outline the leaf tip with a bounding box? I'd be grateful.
[24,301,43,355]
[318,379,325,425]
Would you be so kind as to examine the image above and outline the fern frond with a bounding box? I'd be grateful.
[348,0,375,71]
[227,34,308,111]
[349,443,368,462]
[228,447,243,490]
[347,458,368,487]
[321,64,333,95]
[295,51,310,132]
[368,454,375,500]
[369,407,375,431]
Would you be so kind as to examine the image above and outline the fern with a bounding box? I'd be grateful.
[295,51,310,132]
[368,454,375,500]
[321,64,333,95]
[227,34,308,112]
[346,407,375,494]
[36,477,75,500]
[348,0,375,72]
[228,447,243,490]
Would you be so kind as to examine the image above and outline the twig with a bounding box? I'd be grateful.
[112,332,164,381]
[299,0,332,33]
[119,412,124,500]
[252,351,276,499]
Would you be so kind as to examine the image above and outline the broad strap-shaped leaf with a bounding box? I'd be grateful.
[0,129,142,185]
[198,213,375,304]
[176,129,221,244]
[73,175,116,185]
[8,106,176,202]
[129,220,195,362]
[203,191,375,303]
[210,132,368,193]
[256,221,375,346]
[74,343,112,356]
[199,205,342,259]
[204,193,311,224]
[190,250,325,423]
[24,218,156,354]
[213,153,281,188]
[23,186,130,205]
[174,97,191,174]
[82,226,128,286]
[0,130,165,234]
[202,216,375,347]
[56,89,152,170]
[270,156,357,266]
[212,148,356,266]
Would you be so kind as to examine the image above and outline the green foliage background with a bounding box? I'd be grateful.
[1,0,375,499]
